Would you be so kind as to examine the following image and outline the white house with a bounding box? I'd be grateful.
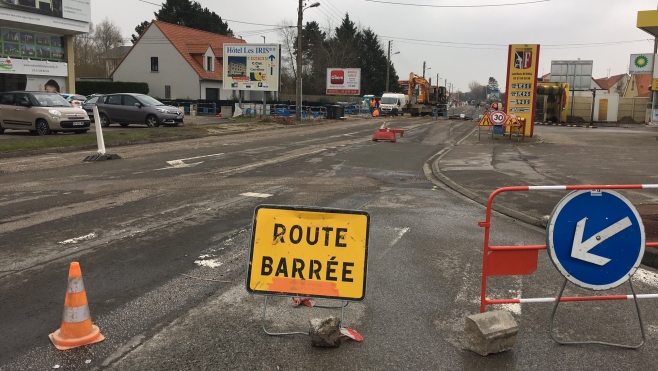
[111,20,260,101]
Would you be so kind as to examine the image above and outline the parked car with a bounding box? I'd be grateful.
[0,91,90,135]
[60,93,87,107]
[82,95,103,122]
[95,93,184,127]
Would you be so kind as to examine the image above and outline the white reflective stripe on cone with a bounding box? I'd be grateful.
[62,304,90,323]
[66,277,85,294]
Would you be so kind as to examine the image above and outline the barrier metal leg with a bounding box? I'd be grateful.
[549,278,646,349]
[260,296,348,336]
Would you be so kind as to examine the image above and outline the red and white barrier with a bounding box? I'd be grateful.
[479,184,658,313]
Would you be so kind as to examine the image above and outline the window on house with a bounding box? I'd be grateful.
[165,85,171,99]
[151,57,159,72]
[207,56,213,71]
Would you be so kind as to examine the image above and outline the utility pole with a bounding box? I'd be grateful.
[296,0,303,121]
[386,40,391,93]
[422,61,426,78]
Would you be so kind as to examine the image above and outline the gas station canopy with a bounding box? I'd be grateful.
[637,10,658,37]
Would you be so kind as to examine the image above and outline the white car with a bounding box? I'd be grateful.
[60,94,87,107]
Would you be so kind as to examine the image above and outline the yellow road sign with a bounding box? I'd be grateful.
[478,111,493,126]
[505,44,540,137]
[246,205,370,300]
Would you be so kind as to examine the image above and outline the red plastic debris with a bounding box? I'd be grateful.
[372,128,404,142]
[340,327,363,342]
[292,297,315,307]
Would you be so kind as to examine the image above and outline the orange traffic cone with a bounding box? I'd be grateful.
[49,262,104,350]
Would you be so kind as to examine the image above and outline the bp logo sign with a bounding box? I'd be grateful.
[634,55,649,68]
[630,53,654,74]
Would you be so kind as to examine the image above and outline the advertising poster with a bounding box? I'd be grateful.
[326,68,361,95]
[25,75,66,93]
[222,43,280,92]
[1,27,65,61]
[0,0,90,33]
[504,44,540,137]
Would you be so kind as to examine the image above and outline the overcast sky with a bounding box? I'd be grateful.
[92,0,658,92]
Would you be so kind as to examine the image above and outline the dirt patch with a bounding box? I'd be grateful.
[617,116,639,125]
[566,115,586,123]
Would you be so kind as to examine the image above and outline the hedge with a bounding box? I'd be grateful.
[76,81,149,96]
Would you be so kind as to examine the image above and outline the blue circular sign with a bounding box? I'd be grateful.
[547,190,645,291]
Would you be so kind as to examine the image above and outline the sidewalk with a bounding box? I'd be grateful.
[432,123,658,267]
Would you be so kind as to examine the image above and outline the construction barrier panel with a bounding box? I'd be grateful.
[479,184,658,313]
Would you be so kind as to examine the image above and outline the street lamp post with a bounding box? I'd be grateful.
[385,41,400,93]
[296,1,320,121]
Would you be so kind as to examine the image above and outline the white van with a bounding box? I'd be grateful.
[379,93,408,116]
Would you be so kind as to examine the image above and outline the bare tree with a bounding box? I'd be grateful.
[94,18,124,76]
[74,23,103,77]
[73,18,124,78]
[277,19,297,84]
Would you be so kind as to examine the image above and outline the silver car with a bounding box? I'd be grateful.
[95,93,184,127]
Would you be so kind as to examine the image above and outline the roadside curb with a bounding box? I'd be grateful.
[425,126,658,269]
[534,122,597,129]
[0,118,367,160]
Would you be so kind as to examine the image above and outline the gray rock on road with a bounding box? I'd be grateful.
[463,310,518,356]
[309,316,342,347]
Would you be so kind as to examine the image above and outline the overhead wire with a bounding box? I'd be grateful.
[321,0,346,20]
[135,0,646,53]
[362,0,550,7]
[136,0,293,28]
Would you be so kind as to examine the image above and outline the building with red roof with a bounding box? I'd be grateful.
[624,73,653,98]
[111,20,254,100]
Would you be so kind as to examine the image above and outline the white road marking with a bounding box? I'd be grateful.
[179,153,224,161]
[59,233,97,245]
[390,227,410,246]
[156,160,203,170]
[454,263,473,303]
[491,278,523,315]
[240,192,272,198]
[194,258,223,268]
[0,156,61,165]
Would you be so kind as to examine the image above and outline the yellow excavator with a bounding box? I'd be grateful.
[402,72,448,116]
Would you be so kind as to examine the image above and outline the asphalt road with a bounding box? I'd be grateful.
[2,117,658,370]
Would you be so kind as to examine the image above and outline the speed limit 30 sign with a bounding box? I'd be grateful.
[491,111,507,124]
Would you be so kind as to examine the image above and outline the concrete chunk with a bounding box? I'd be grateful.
[463,310,518,356]
[309,317,341,347]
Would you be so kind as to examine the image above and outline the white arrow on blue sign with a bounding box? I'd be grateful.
[547,190,645,291]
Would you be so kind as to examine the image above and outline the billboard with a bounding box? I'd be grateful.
[0,58,68,76]
[550,60,593,90]
[222,43,280,92]
[629,53,654,75]
[326,68,361,95]
[505,44,540,137]
[0,0,90,33]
